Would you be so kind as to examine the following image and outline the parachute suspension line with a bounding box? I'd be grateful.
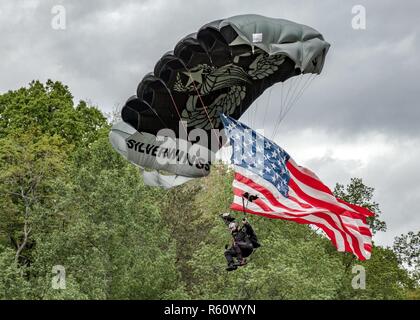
[280,76,297,114]
[277,80,287,137]
[156,88,186,179]
[280,81,284,120]
[187,72,222,148]
[270,75,299,139]
[241,194,250,220]
[271,72,315,140]
[174,56,220,171]
[135,79,186,179]
[162,58,216,179]
[278,73,304,125]
[249,98,253,128]
[281,73,316,124]
[247,98,251,128]
[277,82,284,132]
[187,69,232,171]
[261,87,272,136]
[282,76,296,109]
[284,73,316,117]
[187,71,230,168]
[272,73,317,139]
[144,103,170,129]
[159,80,209,180]
[252,97,258,130]
[276,78,288,139]
[283,73,304,114]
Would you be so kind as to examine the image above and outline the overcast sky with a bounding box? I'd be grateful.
[1,0,419,247]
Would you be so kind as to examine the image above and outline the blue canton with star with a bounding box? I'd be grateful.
[220,113,291,197]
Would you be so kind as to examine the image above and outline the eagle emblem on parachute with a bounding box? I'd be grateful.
[173,52,286,130]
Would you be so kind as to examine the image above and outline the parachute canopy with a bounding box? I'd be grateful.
[111,14,330,187]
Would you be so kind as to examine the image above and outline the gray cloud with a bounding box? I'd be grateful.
[1,0,419,246]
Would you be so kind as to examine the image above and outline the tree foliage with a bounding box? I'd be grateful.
[393,231,420,285]
[334,178,387,234]
[0,80,107,146]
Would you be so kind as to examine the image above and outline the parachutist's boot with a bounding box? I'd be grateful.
[226,263,238,271]
[237,258,247,266]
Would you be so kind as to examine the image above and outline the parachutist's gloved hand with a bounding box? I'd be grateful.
[222,213,229,218]
[225,244,229,250]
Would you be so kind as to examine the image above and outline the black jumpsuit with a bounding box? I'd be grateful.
[224,226,254,265]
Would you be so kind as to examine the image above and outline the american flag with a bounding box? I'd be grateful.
[221,114,373,260]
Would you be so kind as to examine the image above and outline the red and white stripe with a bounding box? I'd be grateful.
[231,159,373,260]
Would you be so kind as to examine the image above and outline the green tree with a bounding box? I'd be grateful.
[0,246,31,299]
[393,231,419,285]
[27,135,187,299]
[0,132,70,267]
[0,80,107,146]
[332,178,415,299]
[337,246,412,300]
[334,177,386,234]
[393,231,420,270]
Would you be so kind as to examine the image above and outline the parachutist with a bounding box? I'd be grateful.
[221,213,261,271]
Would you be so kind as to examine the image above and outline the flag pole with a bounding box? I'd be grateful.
[242,195,247,215]
[241,192,250,218]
